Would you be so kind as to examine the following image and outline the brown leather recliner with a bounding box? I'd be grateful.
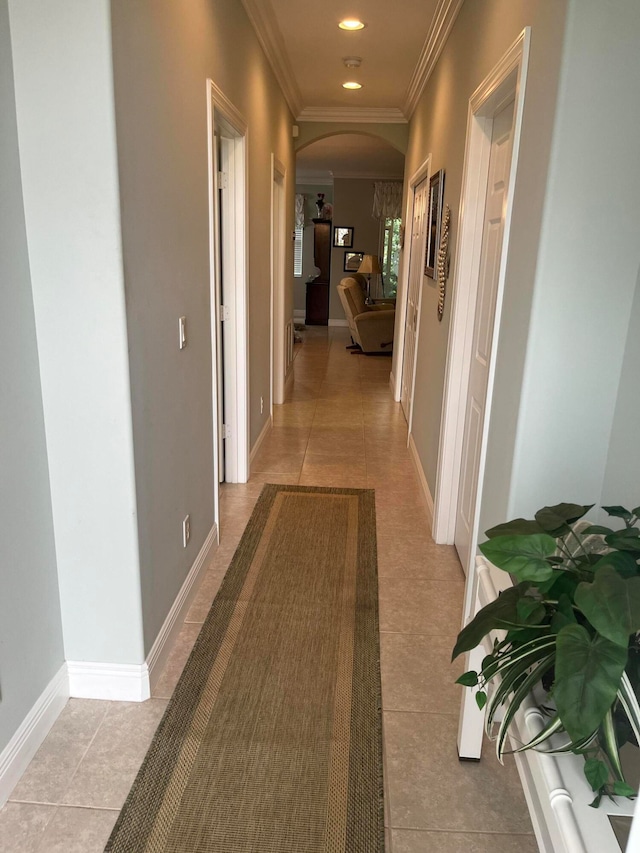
[337,275,395,353]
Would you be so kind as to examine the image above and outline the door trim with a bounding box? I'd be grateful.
[393,154,431,403]
[207,78,249,500]
[270,154,287,409]
[432,29,531,558]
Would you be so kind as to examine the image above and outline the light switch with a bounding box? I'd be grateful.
[179,316,187,350]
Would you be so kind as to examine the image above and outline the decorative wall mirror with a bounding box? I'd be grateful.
[424,169,445,278]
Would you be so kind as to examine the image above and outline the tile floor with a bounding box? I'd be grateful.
[0,327,536,852]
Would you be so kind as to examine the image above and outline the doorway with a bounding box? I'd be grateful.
[400,168,430,429]
[454,96,516,572]
[432,30,531,576]
[207,80,249,533]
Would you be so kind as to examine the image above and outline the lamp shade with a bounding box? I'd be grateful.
[357,254,382,275]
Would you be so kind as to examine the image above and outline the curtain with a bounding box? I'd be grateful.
[372,181,403,220]
[295,194,305,229]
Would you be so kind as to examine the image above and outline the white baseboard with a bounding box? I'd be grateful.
[293,309,305,321]
[0,664,69,807]
[328,319,348,327]
[250,416,273,464]
[68,523,218,702]
[146,522,218,692]
[408,433,434,530]
[67,660,150,702]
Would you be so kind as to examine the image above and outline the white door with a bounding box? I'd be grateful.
[212,133,226,483]
[271,163,286,407]
[401,176,429,420]
[454,98,515,573]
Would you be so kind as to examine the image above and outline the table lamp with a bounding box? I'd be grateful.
[357,254,382,304]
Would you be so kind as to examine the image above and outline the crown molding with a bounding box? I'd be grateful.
[296,174,335,186]
[403,0,464,118]
[296,107,408,124]
[241,0,302,117]
[331,173,404,181]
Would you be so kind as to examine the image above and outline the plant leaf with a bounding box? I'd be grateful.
[575,566,640,647]
[485,639,556,731]
[554,625,627,741]
[605,529,640,553]
[535,503,594,536]
[516,597,546,625]
[591,551,639,580]
[584,758,610,791]
[485,518,544,538]
[495,654,555,762]
[508,714,563,754]
[451,583,532,660]
[583,525,615,536]
[475,691,487,710]
[617,672,640,749]
[456,671,479,687]
[612,781,636,797]
[602,505,633,520]
[601,709,624,782]
[479,534,556,582]
[541,571,580,599]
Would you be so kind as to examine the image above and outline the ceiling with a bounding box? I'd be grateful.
[296,133,405,181]
[240,0,463,178]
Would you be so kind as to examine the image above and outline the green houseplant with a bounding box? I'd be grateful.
[453,502,640,806]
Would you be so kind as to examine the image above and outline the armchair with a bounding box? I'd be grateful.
[337,276,395,354]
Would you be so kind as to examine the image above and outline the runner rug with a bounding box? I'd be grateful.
[105,484,383,853]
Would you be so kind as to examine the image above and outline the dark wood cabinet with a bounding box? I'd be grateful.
[306,219,331,325]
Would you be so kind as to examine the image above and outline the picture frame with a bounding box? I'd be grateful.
[333,226,354,248]
[344,251,365,272]
[424,169,445,278]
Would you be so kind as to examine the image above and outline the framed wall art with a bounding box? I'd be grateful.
[344,251,365,272]
[424,169,445,278]
[333,226,354,248]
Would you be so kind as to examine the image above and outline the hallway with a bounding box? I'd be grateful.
[0,328,535,852]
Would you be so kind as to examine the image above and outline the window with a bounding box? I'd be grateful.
[380,217,402,297]
[293,226,303,277]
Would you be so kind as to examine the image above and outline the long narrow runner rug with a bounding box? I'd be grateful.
[106,484,383,852]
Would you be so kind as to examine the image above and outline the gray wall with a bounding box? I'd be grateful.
[484,0,640,527]
[0,0,64,751]
[602,267,640,511]
[9,0,145,664]
[329,179,381,321]
[110,0,296,652]
[399,0,569,508]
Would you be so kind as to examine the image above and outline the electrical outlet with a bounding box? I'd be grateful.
[182,515,190,547]
[260,396,264,414]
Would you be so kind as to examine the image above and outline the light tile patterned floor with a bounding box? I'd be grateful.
[0,327,536,852]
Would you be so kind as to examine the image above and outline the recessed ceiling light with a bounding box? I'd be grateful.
[342,81,363,90]
[339,19,365,31]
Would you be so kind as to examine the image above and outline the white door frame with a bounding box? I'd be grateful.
[207,79,249,500]
[270,155,287,409]
[393,154,431,405]
[432,29,531,559]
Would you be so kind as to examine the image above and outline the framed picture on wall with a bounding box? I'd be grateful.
[333,226,354,248]
[344,251,365,272]
[424,169,445,278]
